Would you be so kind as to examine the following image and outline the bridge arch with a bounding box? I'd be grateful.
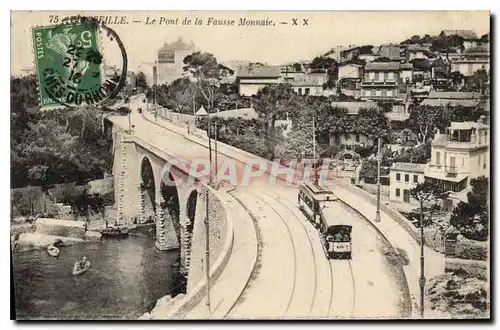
[140,156,156,223]
[184,189,198,267]
[159,172,181,242]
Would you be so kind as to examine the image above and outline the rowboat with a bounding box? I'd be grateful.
[73,261,91,276]
[47,245,60,257]
[101,226,129,238]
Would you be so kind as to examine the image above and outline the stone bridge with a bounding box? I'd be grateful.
[107,121,210,272]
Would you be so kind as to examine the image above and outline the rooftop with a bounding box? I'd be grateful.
[237,65,281,78]
[380,45,402,59]
[158,38,196,54]
[400,63,413,70]
[406,44,431,52]
[365,62,400,71]
[427,91,482,99]
[391,162,426,173]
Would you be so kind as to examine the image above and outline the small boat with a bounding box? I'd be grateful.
[73,261,91,276]
[47,245,60,257]
[101,226,129,238]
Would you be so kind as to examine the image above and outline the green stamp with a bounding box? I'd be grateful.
[32,19,125,110]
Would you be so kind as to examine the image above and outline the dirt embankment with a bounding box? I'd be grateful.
[425,269,490,319]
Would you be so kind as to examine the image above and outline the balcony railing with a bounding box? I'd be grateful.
[361,80,398,86]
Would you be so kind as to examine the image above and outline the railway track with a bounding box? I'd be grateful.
[261,188,357,319]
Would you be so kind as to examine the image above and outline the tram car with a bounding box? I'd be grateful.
[298,182,352,259]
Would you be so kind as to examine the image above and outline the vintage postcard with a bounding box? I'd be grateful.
[10,10,490,320]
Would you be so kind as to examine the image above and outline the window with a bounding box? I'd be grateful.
[374,72,380,81]
[298,88,302,95]
[396,173,401,181]
[413,175,418,183]
[381,90,387,97]
[355,134,360,142]
[371,90,376,96]
[396,188,400,197]
[384,72,389,80]
[436,151,441,165]
[405,174,409,182]
[305,88,310,95]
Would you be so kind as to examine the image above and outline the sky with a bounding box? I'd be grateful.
[11,10,490,77]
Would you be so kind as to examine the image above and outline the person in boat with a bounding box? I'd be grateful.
[77,256,88,269]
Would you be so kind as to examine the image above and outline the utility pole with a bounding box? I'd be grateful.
[419,199,426,318]
[205,107,212,316]
[154,60,158,122]
[214,121,218,184]
[312,115,318,185]
[374,137,381,222]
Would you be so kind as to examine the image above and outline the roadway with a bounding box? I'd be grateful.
[108,96,409,319]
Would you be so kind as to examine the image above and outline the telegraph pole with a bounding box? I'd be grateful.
[154,60,158,122]
[214,121,218,184]
[312,115,318,185]
[419,200,426,318]
[374,137,381,222]
[205,107,212,316]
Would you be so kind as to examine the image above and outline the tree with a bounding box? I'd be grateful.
[309,56,338,87]
[449,71,465,88]
[410,106,444,143]
[315,105,350,143]
[448,105,487,123]
[183,52,234,112]
[252,83,296,133]
[431,34,465,54]
[135,71,148,89]
[357,108,391,140]
[480,33,489,43]
[274,127,324,160]
[450,176,489,241]
[410,181,447,228]
[411,58,431,72]
[393,142,431,164]
[292,62,302,72]
[162,77,198,113]
[468,69,488,94]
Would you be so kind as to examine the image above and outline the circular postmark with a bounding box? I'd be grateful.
[32,15,128,109]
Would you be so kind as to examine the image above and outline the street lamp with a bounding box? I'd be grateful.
[374,137,382,222]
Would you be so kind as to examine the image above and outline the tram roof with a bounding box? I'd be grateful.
[300,182,337,201]
[321,201,353,228]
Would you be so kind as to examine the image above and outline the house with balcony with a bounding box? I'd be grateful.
[237,65,282,96]
[390,162,427,204]
[424,118,489,211]
[360,62,402,102]
[449,44,490,77]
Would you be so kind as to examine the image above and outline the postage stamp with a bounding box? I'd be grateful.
[11,10,490,321]
[32,18,126,110]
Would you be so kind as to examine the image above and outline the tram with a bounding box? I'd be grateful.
[298,182,352,259]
